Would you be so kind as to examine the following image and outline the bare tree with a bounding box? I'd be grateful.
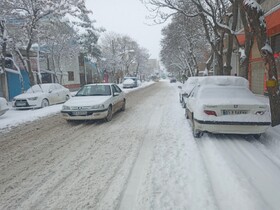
[41,20,79,84]
[100,32,150,83]
[143,0,234,75]
[0,19,8,97]
[160,13,208,79]
[242,0,280,126]
[1,0,90,86]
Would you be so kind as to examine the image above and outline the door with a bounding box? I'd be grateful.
[111,85,123,112]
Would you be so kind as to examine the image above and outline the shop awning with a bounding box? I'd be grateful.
[266,7,280,36]
[236,33,245,46]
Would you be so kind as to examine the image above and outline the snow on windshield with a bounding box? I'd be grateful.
[76,85,111,96]
[26,84,50,93]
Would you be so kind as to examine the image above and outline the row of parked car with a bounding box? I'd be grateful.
[178,76,271,138]
[1,82,126,122]
[122,77,141,88]
[0,83,71,116]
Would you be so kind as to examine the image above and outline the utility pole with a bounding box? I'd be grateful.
[84,56,87,84]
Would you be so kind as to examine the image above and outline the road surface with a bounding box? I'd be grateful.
[1,81,280,210]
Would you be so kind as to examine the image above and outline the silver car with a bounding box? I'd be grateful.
[13,83,71,109]
[61,83,126,122]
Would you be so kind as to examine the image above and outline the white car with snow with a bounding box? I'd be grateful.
[185,76,271,138]
[12,83,71,109]
[178,76,204,108]
[61,83,126,121]
[0,97,9,116]
[123,77,138,88]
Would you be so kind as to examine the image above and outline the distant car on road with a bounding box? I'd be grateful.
[185,76,271,138]
[178,76,204,108]
[0,97,9,116]
[61,83,126,122]
[13,83,71,109]
[170,77,177,83]
[123,77,138,88]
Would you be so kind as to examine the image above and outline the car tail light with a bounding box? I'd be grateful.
[204,110,217,116]
[255,111,265,115]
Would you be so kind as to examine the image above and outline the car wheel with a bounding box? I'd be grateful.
[185,108,189,119]
[41,99,49,108]
[192,119,202,138]
[121,99,126,111]
[181,100,186,108]
[105,105,113,122]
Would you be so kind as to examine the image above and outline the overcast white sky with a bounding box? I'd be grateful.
[85,0,166,60]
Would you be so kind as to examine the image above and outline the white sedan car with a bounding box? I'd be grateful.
[61,83,126,122]
[123,77,138,88]
[185,76,271,138]
[0,97,9,116]
[13,83,71,109]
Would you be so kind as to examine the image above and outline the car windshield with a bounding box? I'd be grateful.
[26,84,49,93]
[76,85,111,96]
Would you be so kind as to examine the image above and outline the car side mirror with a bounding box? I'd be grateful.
[178,86,182,89]
[113,92,120,97]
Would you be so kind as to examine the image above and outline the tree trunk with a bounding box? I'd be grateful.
[0,23,8,99]
[224,1,238,75]
[238,0,254,79]
[243,1,280,126]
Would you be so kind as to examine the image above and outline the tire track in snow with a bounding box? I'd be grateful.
[197,134,268,210]
[198,133,280,210]
[117,85,167,210]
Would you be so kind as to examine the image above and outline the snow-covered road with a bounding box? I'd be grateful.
[1,81,280,210]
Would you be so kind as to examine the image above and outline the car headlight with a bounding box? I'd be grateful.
[27,97,38,100]
[91,104,105,109]
[62,105,70,110]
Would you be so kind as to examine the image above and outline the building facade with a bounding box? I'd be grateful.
[240,0,280,94]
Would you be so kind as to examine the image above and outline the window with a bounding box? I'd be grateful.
[68,71,74,81]
[112,85,122,93]
[271,34,280,53]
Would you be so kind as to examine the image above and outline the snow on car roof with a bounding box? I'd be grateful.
[197,76,249,87]
[26,84,54,92]
[123,79,135,84]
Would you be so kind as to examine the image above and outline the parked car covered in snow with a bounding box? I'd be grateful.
[178,76,204,108]
[13,83,71,109]
[61,83,126,121]
[123,77,139,88]
[185,76,271,138]
[0,97,9,116]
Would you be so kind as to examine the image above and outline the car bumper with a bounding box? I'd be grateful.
[123,84,136,88]
[0,108,9,116]
[13,100,40,109]
[194,119,271,134]
[61,109,108,120]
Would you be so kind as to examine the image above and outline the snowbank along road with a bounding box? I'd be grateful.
[1,81,280,210]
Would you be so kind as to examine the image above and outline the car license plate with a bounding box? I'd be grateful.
[16,101,27,106]
[222,110,248,115]
[72,111,87,116]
